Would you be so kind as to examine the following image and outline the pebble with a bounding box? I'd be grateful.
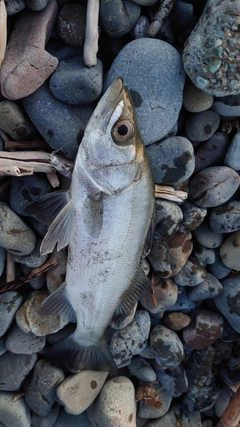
[189,166,240,208]
[174,258,207,287]
[182,310,223,350]
[56,4,86,47]
[188,272,223,301]
[208,257,231,280]
[193,243,218,265]
[5,322,46,354]
[154,200,183,242]
[127,356,157,382]
[148,230,193,278]
[88,376,136,426]
[105,38,185,146]
[185,111,220,142]
[150,325,185,368]
[5,0,25,15]
[132,15,150,39]
[214,386,232,418]
[46,250,67,293]
[24,0,49,11]
[220,230,240,270]
[183,78,214,112]
[25,359,65,416]
[13,238,48,268]
[0,246,6,278]
[136,380,172,419]
[52,407,92,427]
[167,287,197,313]
[170,0,194,37]
[22,82,95,159]
[146,136,195,185]
[49,57,103,104]
[210,200,240,234]
[214,273,240,333]
[182,0,240,96]
[0,391,31,427]
[0,351,37,391]
[155,364,188,397]
[224,130,240,170]
[0,201,36,255]
[31,403,60,427]
[56,370,107,415]
[212,94,240,120]
[100,0,141,38]
[21,264,46,290]
[140,277,178,317]
[220,355,240,386]
[193,219,224,248]
[0,101,35,140]
[213,340,232,365]
[162,312,191,331]
[179,200,207,231]
[144,403,202,427]
[0,292,23,337]
[194,132,229,174]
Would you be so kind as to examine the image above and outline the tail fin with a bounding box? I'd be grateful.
[46,335,118,374]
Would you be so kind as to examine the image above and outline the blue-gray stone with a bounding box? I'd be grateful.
[5,0,25,14]
[167,287,197,313]
[193,242,218,265]
[0,292,23,337]
[0,391,31,427]
[215,273,240,333]
[128,356,157,382]
[32,403,60,427]
[150,325,185,368]
[100,0,141,38]
[24,0,49,11]
[208,257,231,279]
[155,364,188,397]
[174,258,207,287]
[194,132,229,174]
[193,219,224,248]
[209,200,240,233]
[145,403,202,427]
[0,352,37,391]
[52,407,92,427]
[212,94,240,120]
[185,110,220,142]
[224,131,240,170]
[179,200,207,232]
[154,200,183,242]
[137,379,172,419]
[5,322,46,354]
[188,272,223,301]
[0,246,6,277]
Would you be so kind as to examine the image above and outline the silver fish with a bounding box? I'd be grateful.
[27,78,155,373]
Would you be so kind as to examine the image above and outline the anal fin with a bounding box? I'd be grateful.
[39,282,76,323]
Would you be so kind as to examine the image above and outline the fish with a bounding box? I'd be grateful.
[26,78,155,373]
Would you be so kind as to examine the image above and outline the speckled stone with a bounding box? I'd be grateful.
[182,310,223,350]
[0,292,23,337]
[100,0,141,38]
[155,364,188,397]
[31,403,60,427]
[167,287,197,313]
[183,0,240,96]
[193,219,224,248]
[0,351,37,391]
[183,78,213,112]
[5,322,46,354]
[0,101,35,140]
[13,239,47,268]
[194,132,229,174]
[136,380,172,420]
[154,200,183,242]
[179,200,207,231]
[193,243,218,265]
[215,273,240,333]
[128,356,157,382]
[174,258,207,287]
[56,4,86,46]
[185,111,220,142]
[150,325,185,368]
[162,312,191,331]
[210,201,240,233]
[24,0,49,11]
[0,391,31,427]
[140,277,178,317]
[188,272,223,301]
[220,230,240,270]
[5,0,25,15]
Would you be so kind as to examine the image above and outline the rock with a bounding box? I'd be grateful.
[179,200,207,231]
[154,200,183,242]
[189,166,240,208]
[46,322,76,345]
[89,376,136,427]
[155,364,188,397]
[144,403,202,427]
[214,273,240,333]
[170,0,194,37]
[13,238,48,268]
[0,202,36,255]
[0,351,37,391]
[31,403,60,427]
[183,78,213,112]
[194,132,229,174]
[52,407,92,427]
[49,57,103,104]
[0,391,31,427]
[220,230,240,270]
[46,250,67,293]
[224,131,240,170]
[136,380,172,419]
[0,292,23,337]
[128,356,157,382]
[214,387,232,418]
[212,94,240,120]
[220,355,240,386]
[148,230,193,278]
[193,219,224,248]
[185,111,220,142]
[105,38,185,146]
[0,0,58,100]
[183,375,220,413]
[25,359,65,416]
[208,257,231,280]
[140,277,178,317]
[174,258,207,287]
[0,246,6,278]
[56,4,86,46]
[21,264,46,290]
[100,0,141,38]
[188,272,223,301]
[0,101,35,140]
[150,325,185,368]
[56,370,107,415]
[213,340,232,365]
[5,322,46,354]
[132,15,150,39]
[182,310,223,349]
[24,0,49,11]
[167,287,197,313]
[210,200,240,233]
[193,243,218,265]
[182,0,240,96]
[5,0,25,14]
[162,312,191,331]
[146,136,195,185]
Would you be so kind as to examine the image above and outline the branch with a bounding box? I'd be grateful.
[84,0,100,67]
[155,184,187,203]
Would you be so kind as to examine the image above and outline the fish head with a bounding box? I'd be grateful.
[78,78,146,195]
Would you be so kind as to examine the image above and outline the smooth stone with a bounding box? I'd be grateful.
[170,0,194,35]
[13,238,48,268]
[47,322,76,345]
[22,82,95,159]
[136,380,172,420]
[0,292,22,337]
[183,78,213,112]
[132,15,150,39]
[220,230,240,270]
[162,312,191,331]
[0,337,7,355]
[10,174,51,217]
[208,257,231,280]
[193,219,224,248]
[167,287,197,313]
[148,230,193,278]
[56,370,107,415]
[25,359,65,417]
[174,258,207,287]
[15,290,69,336]
[56,4,86,46]
[5,322,46,354]
[150,325,185,368]
[145,403,202,427]
[188,272,223,301]
[5,0,25,14]
[210,201,240,233]
[110,303,137,330]
[185,111,220,142]
[128,356,157,382]
[179,199,207,231]
[0,351,37,391]
[182,310,223,350]
[109,310,151,366]
[89,376,136,427]
[154,200,183,242]
[49,57,103,104]
[146,136,194,185]
[0,202,36,255]
[21,264,46,289]
[52,407,92,427]
[183,376,220,414]
[194,132,229,174]
[0,391,31,427]
[0,101,35,140]
[214,387,232,417]
[46,40,82,62]
[215,273,240,333]
[24,0,49,11]
[189,166,240,208]
[105,38,185,146]
[155,364,188,397]
[31,403,60,427]
[212,94,240,120]
[140,277,178,317]
[192,243,218,265]
[100,0,141,38]
[46,250,67,292]
[225,131,240,170]
[213,340,232,365]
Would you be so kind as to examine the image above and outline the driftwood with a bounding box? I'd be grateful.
[147,0,175,37]
[84,0,100,67]
[216,386,240,427]
[0,0,7,68]
[155,184,187,203]
[4,140,50,150]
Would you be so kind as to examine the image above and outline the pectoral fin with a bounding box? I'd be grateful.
[39,282,76,323]
[25,191,71,226]
[83,195,103,238]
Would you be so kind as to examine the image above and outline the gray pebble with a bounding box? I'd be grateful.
[56,4,86,47]
[183,310,223,350]
[5,0,25,14]
[5,322,46,354]
[131,0,157,5]
[212,94,240,120]
[193,219,224,248]
[0,337,7,355]
[220,230,240,270]
[174,258,207,287]
[150,325,185,368]
[132,15,150,38]
[0,292,23,337]
[21,264,46,289]
[208,257,231,280]
[32,403,60,427]
[52,407,92,427]
[22,82,95,159]
[224,131,240,170]
[0,391,31,427]
[105,38,185,146]
[194,132,229,174]
[185,111,220,142]
[167,287,197,313]
[215,273,240,333]
[100,0,141,38]
[170,0,194,36]
[128,356,157,382]
[193,243,218,265]
[183,78,213,112]
[0,351,37,391]
[50,57,103,104]
[188,272,223,301]
[0,202,36,256]
[109,310,151,366]
[214,387,232,418]
[155,364,188,397]
[13,238,47,268]
[154,200,183,242]
[25,359,65,416]
[189,166,240,208]
[24,0,49,11]
[179,199,207,231]
[0,100,35,140]
[136,380,172,419]
[210,200,240,233]
[145,403,202,427]
[146,136,194,185]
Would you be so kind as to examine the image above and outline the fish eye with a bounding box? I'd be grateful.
[112,120,134,145]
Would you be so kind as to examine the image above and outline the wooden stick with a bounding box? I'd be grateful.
[0,256,58,294]
[155,184,187,203]
[5,140,50,150]
[216,387,240,427]
[6,251,15,283]
[147,0,175,37]
[84,0,100,67]
[0,0,7,68]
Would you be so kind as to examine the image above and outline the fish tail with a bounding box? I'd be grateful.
[46,335,117,374]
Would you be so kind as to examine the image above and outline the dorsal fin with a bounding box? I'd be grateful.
[25,191,71,226]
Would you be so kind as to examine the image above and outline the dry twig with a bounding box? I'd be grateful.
[4,140,50,150]
[84,0,100,67]
[155,184,187,203]
[0,0,7,68]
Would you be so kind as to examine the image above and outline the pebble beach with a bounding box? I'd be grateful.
[0,0,240,426]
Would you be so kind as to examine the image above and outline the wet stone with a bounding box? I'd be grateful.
[154,200,183,242]
[136,380,172,420]
[150,325,185,369]
[214,273,240,333]
[0,391,31,427]
[100,0,141,38]
[52,407,92,427]
[0,351,37,391]
[127,356,157,382]
[31,403,60,427]
[0,292,23,337]
[162,312,191,331]
[194,132,229,174]
[185,111,220,142]
[56,4,86,47]
[146,136,195,185]
[188,272,223,301]
[182,310,223,350]
[145,403,202,427]
[192,242,218,265]
[209,200,240,233]
[183,78,213,113]
[220,230,240,270]
[0,100,35,140]
[174,258,207,287]
[155,364,188,397]
[5,322,46,354]
[140,277,178,317]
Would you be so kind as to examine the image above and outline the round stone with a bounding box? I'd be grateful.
[100,0,141,38]
[5,323,46,354]
[220,230,240,270]
[182,310,223,350]
[0,292,23,337]
[185,111,220,142]
[162,312,191,331]
[179,200,207,231]
[224,131,240,170]
[56,4,86,46]
[193,219,224,248]
[0,391,31,427]
[128,356,157,382]
[188,272,223,301]
[173,258,207,287]
[0,351,37,391]
[154,200,183,241]
[183,78,213,112]
[209,201,240,233]
[150,325,185,368]
[136,380,172,419]
[194,132,229,174]
[0,100,35,140]
[140,277,178,317]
